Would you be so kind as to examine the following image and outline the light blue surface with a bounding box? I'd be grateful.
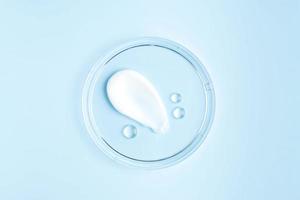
[0,0,299,199]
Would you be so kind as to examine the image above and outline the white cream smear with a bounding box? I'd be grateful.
[106,69,169,134]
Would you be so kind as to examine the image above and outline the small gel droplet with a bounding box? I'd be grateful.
[172,107,185,119]
[170,93,182,103]
[122,125,137,139]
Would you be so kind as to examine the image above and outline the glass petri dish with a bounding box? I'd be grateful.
[82,37,215,169]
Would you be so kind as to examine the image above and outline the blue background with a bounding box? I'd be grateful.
[0,0,299,199]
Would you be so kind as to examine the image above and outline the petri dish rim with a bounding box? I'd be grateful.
[82,37,215,169]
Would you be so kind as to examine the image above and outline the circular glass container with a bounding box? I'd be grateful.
[82,37,215,169]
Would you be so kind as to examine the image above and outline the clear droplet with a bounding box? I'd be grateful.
[170,93,182,103]
[122,125,137,139]
[172,107,185,119]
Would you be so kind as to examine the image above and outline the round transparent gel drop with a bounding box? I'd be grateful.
[170,93,182,103]
[122,125,137,139]
[172,107,185,119]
